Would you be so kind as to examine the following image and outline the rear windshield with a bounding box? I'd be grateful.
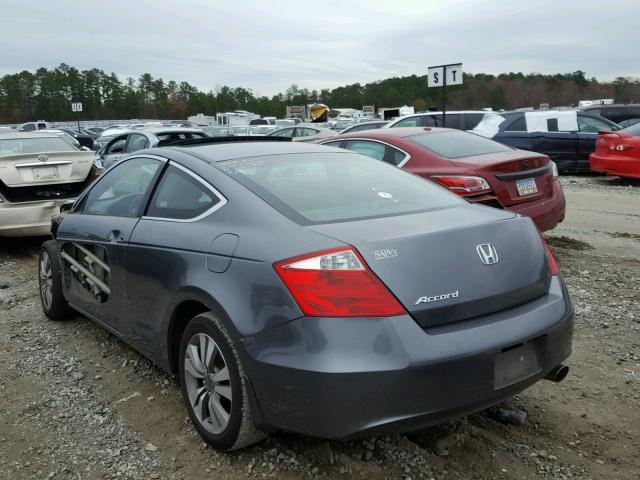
[409,131,512,159]
[0,137,77,157]
[216,153,462,224]
[623,123,640,136]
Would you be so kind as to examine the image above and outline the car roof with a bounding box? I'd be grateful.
[0,132,61,139]
[162,140,347,163]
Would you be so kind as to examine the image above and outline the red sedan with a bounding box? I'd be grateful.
[320,127,566,232]
[590,123,640,180]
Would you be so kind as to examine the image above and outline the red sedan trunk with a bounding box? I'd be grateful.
[590,128,640,180]
[321,127,566,232]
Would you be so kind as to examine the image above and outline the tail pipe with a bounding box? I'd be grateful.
[545,364,569,383]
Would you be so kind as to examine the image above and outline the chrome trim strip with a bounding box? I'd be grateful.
[141,160,227,223]
[14,160,72,167]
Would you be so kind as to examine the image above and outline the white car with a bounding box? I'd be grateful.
[268,124,336,142]
[0,132,96,236]
[385,110,502,131]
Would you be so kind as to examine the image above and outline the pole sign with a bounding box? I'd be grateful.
[427,63,463,126]
[71,102,83,112]
[428,64,463,87]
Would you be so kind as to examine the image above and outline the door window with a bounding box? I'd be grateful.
[462,113,485,130]
[272,128,295,138]
[146,165,222,220]
[344,140,386,161]
[393,116,422,127]
[106,135,128,154]
[126,133,149,152]
[83,157,162,217]
[296,128,319,137]
[578,115,613,133]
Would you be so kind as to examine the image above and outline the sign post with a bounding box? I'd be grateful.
[427,63,463,127]
[71,102,83,133]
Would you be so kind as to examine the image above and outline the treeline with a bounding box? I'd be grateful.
[1,63,639,124]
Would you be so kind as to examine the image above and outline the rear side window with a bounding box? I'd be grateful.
[147,165,220,220]
[344,140,386,161]
[409,131,511,159]
[622,123,640,136]
[216,153,461,224]
[504,116,526,131]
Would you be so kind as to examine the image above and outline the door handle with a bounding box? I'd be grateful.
[107,230,125,243]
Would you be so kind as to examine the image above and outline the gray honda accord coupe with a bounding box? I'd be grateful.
[38,138,573,451]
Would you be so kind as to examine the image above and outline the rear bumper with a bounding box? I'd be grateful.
[243,277,573,439]
[0,199,67,236]
[590,153,640,180]
[508,179,566,232]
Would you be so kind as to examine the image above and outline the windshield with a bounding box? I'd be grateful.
[409,131,512,159]
[0,137,77,157]
[216,153,462,224]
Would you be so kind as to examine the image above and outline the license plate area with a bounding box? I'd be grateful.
[494,340,541,389]
[32,166,59,179]
[516,177,538,196]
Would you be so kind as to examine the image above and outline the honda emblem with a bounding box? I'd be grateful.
[476,243,499,265]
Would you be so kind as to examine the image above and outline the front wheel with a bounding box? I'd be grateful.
[178,312,265,451]
[39,240,73,321]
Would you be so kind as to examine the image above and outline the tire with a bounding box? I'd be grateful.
[39,240,74,321]
[178,312,266,451]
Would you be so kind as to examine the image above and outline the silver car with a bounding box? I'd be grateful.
[0,132,96,236]
[98,128,207,169]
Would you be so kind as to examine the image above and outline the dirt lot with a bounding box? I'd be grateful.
[0,175,638,480]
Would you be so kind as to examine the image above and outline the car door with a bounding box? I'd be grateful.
[100,134,129,169]
[123,162,228,360]
[576,114,618,171]
[55,156,165,335]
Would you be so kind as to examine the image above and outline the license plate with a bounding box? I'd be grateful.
[494,341,541,389]
[32,166,58,179]
[516,177,538,196]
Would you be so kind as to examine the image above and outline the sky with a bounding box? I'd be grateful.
[1,0,638,96]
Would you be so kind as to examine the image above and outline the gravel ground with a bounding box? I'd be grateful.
[0,174,639,480]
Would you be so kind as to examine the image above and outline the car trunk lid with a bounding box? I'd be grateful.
[0,151,94,187]
[308,205,550,328]
[452,151,554,208]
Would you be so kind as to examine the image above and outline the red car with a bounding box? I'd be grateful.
[320,127,566,232]
[590,123,640,180]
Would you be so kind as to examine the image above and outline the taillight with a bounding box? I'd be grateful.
[551,161,559,179]
[540,235,560,276]
[274,247,406,317]
[88,164,104,183]
[430,175,492,196]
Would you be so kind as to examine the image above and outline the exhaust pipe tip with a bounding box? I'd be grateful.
[545,364,569,383]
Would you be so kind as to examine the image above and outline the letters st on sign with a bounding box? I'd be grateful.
[428,64,463,87]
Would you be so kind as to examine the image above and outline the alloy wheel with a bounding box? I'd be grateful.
[183,333,233,434]
[40,251,53,310]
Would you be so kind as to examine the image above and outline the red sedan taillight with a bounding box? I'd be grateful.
[274,247,406,317]
[430,175,493,196]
